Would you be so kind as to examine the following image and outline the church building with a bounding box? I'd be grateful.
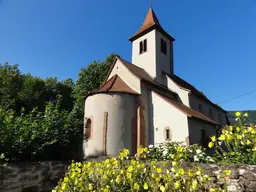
[83,7,229,157]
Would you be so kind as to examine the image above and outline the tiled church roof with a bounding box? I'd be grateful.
[165,73,227,113]
[153,91,218,125]
[94,74,138,95]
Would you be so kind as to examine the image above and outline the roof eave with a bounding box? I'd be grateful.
[129,24,175,42]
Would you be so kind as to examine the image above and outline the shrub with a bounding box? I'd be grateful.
[208,112,256,164]
[0,102,83,161]
[53,148,230,192]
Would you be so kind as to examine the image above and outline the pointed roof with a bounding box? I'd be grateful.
[94,74,138,95]
[129,8,175,42]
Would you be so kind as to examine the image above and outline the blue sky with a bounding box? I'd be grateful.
[0,0,256,111]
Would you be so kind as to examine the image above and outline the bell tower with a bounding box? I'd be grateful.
[129,8,175,83]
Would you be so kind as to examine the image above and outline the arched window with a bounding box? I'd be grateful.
[85,118,92,139]
[164,127,172,141]
[198,104,203,113]
[209,108,213,119]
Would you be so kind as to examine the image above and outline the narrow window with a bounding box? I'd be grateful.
[161,39,167,55]
[85,118,92,139]
[139,41,143,54]
[198,104,203,113]
[164,127,172,141]
[139,39,147,54]
[143,39,147,52]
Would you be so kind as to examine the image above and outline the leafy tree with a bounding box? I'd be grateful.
[0,62,22,109]
[73,53,119,110]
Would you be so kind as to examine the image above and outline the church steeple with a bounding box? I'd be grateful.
[129,8,174,42]
[130,7,175,83]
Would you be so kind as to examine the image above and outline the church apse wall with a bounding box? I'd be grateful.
[83,93,137,158]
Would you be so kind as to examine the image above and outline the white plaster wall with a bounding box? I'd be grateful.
[190,95,227,125]
[151,91,189,145]
[83,93,137,157]
[132,30,156,79]
[188,118,217,145]
[108,59,141,94]
[165,75,190,107]
[155,30,173,77]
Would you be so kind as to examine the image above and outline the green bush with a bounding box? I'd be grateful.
[0,102,83,161]
[53,148,230,192]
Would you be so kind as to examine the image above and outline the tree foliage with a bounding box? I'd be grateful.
[0,53,118,161]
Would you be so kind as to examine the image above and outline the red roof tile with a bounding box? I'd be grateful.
[153,91,218,125]
[94,74,138,95]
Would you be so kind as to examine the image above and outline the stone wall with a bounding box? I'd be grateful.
[0,161,68,192]
[0,160,256,192]
[182,163,256,192]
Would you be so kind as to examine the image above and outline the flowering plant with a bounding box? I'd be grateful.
[53,148,229,192]
[208,112,256,164]
[147,142,215,164]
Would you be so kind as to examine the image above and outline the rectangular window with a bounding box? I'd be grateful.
[139,39,147,54]
[166,129,170,140]
[161,39,167,55]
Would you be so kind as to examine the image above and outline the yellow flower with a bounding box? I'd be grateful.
[244,113,248,117]
[115,175,121,184]
[138,147,144,154]
[196,170,201,176]
[253,146,256,151]
[224,170,231,176]
[228,126,233,131]
[160,185,165,192]
[88,184,93,191]
[188,170,193,177]
[61,183,67,190]
[172,161,177,166]
[236,127,240,132]
[103,189,109,192]
[192,179,198,190]
[177,146,183,152]
[156,168,162,173]
[227,135,232,141]
[178,168,185,175]
[143,183,149,190]
[126,172,132,179]
[208,142,214,148]
[128,165,134,172]
[63,177,69,183]
[210,136,216,142]
[236,135,242,140]
[218,134,226,141]
[174,180,181,189]
[235,112,241,117]
[246,140,251,145]
[131,159,136,165]
[134,183,140,190]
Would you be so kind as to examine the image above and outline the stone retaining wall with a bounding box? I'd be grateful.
[0,161,68,192]
[0,161,256,192]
